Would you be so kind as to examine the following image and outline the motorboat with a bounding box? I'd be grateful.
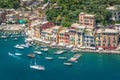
[27,54,35,58]
[14,38,18,40]
[14,45,24,49]
[8,52,14,56]
[30,65,45,71]
[34,51,42,55]
[15,53,22,56]
[45,57,53,60]
[58,57,67,60]
[54,50,65,54]
[30,58,45,71]
[63,62,72,66]
[41,48,48,51]
[68,54,82,62]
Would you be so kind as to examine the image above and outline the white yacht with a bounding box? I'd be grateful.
[45,57,53,60]
[63,62,72,66]
[30,59,45,71]
[58,57,67,60]
[54,50,65,54]
[30,65,45,71]
[14,45,24,49]
[8,52,14,56]
[41,48,48,51]
[15,53,22,56]
[34,51,42,55]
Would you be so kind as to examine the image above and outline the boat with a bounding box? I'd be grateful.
[27,54,35,58]
[20,43,30,48]
[14,45,24,49]
[63,62,72,66]
[68,54,82,62]
[14,38,18,40]
[30,58,45,70]
[71,50,77,54]
[15,53,22,56]
[41,45,47,48]
[45,57,53,60]
[1,36,8,38]
[54,50,65,54]
[58,57,67,60]
[8,52,14,56]
[30,65,45,71]
[34,51,42,55]
[41,48,48,51]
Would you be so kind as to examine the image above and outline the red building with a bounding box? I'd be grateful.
[40,22,54,30]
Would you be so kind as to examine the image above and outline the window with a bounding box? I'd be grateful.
[98,44,101,46]
[103,44,105,46]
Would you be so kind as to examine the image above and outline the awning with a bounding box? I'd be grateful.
[98,47,103,50]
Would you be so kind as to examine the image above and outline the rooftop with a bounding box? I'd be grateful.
[102,29,118,33]
[52,26,61,29]
[96,29,103,33]
[80,12,95,17]
[106,6,116,10]
[60,29,69,34]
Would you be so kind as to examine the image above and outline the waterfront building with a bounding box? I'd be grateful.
[114,24,120,32]
[95,29,103,49]
[71,23,85,48]
[20,0,35,6]
[69,28,77,47]
[51,26,62,44]
[39,22,54,31]
[59,29,69,46]
[41,28,52,42]
[79,12,96,29]
[0,10,5,23]
[101,29,119,50]
[106,5,120,21]
[83,28,96,49]
[5,11,19,24]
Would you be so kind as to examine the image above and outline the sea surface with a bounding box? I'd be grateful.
[0,32,120,80]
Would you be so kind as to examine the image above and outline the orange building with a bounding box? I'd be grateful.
[79,12,96,29]
[101,29,119,50]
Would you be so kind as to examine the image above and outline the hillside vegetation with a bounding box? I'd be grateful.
[0,0,20,9]
[45,0,120,27]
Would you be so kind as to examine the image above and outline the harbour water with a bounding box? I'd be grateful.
[0,32,120,80]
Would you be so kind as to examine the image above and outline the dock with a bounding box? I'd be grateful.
[68,54,82,62]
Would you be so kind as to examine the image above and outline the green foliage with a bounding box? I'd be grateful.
[0,0,20,9]
[45,0,120,27]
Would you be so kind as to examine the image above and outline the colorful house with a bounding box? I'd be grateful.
[83,28,96,49]
[79,12,96,29]
[95,29,103,49]
[71,23,86,47]
[69,28,77,47]
[51,26,62,44]
[59,29,69,46]
[101,29,119,50]
[41,28,52,42]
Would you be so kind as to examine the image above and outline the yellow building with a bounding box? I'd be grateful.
[51,26,62,44]
[70,23,86,47]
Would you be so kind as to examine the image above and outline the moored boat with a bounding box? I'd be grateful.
[64,62,72,66]
[30,65,45,71]
[27,54,35,58]
[45,57,53,60]
[41,48,48,51]
[68,54,82,62]
[54,50,65,54]
[14,45,24,49]
[15,53,22,56]
[58,57,67,60]
[34,51,42,55]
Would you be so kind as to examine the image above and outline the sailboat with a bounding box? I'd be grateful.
[30,58,45,71]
